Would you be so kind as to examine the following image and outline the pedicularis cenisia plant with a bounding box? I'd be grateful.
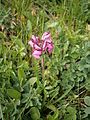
[28,32,54,79]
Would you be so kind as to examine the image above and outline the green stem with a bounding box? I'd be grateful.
[41,57,44,80]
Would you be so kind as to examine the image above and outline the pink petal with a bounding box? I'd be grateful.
[46,39,52,43]
[47,43,54,53]
[36,37,40,43]
[42,41,47,51]
[28,35,38,47]
[42,32,51,40]
[32,50,42,59]
[28,40,34,47]
[32,35,37,43]
[34,44,41,50]
[29,35,42,50]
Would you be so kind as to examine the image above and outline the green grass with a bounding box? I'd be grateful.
[0,0,90,120]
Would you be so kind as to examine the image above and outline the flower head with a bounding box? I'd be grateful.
[28,32,54,59]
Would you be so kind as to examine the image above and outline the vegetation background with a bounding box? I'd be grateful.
[0,0,90,120]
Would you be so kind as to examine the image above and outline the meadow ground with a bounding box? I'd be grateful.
[0,0,90,120]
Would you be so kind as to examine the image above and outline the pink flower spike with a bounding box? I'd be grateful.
[28,32,54,59]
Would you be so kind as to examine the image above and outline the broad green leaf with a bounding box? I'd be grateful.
[53,110,59,120]
[86,55,90,64]
[64,106,76,120]
[47,110,59,120]
[84,107,90,118]
[29,77,37,86]
[80,59,86,65]
[7,89,21,99]
[84,96,90,106]
[71,52,79,59]
[46,104,57,112]
[79,59,86,70]
[85,79,90,91]
[47,115,53,120]
[18,68,25,82]
[27,20,32,34]
[30,107,40,120]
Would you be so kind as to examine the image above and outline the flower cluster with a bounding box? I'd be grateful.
[28,32,54,59]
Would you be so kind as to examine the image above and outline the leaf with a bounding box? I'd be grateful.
[46,21,59,28]
[46,104,57,112]
[84,107,90,118]
[50,86,59,101]
[18,60,29,69]
[30,107,40,120]
[0,104,3,120]
[86,55,90,64]
[79,59,86,71]
[18,68,25,82]
[63,41,69,55]
[7,89,21,99]
[22,77,37,89]
[47,110,59,120]
[27,20,32,32]
[54,86,72,103]
[71,52,79,59]
[29,77,37,86]
[64,106,76,120]
[53,110,59,120]
[0,32,6,39]
[45,86,53,90]
[85,79,90,91]
[47,115,53,120]
[84,96,90,106]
